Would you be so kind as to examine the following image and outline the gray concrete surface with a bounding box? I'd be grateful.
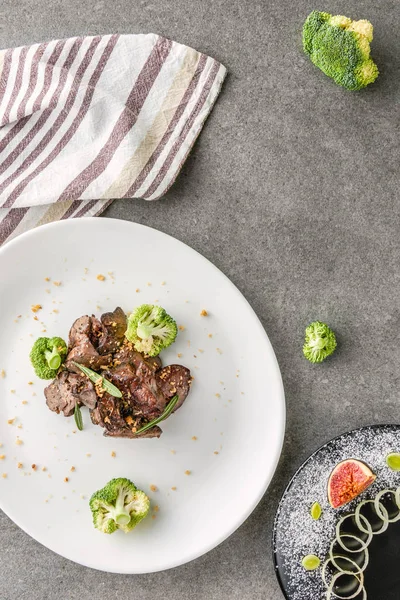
[1,1,399,598]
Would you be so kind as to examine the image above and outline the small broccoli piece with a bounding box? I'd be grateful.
[302,11,378,90]
[29,337,68,379]
[303,321,337,363]
[89,478,150,534]
[125,304,178,357]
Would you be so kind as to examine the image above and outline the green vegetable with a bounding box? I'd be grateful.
[302,554,321,571]
[386,453,400,472]
[302,11,378,90]
[29,337,67,379]
[134,395,179,435]
[74,404,83,431]
[125,304,178,356]
[310,501,322,520]
[303,321,337,364]
[73,362,122,398]
[90,477,150,534]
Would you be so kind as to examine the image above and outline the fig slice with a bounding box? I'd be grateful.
[328,459,376,509]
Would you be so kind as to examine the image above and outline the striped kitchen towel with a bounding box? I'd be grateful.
[0,34,226,245]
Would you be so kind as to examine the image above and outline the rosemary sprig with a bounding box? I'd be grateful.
[134,395,179,435]
[74,404,83,431]
[73,362,122,398]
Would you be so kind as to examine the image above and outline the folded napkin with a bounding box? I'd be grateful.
[0,34,226,245]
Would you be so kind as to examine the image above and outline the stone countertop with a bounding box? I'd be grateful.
[0,1,399,598]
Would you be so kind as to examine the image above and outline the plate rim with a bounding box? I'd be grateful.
[0,217,286,573]
[272,423,400,599]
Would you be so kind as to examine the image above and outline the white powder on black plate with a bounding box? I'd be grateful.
[273,425,400,600]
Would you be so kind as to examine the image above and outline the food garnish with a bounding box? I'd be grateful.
[74,404,84,431]
[133,395,179,435]
[125,304,177,356]
[302,554,320,571]
[29,337,67,379]
[386,453,400,471]
[310,501,322,520]
[89,477,150,534]
[303,11,378,90]
[303,321,336,364]
[72,363,122,398]
[328,459,375,509]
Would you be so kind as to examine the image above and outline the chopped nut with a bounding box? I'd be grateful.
[150,484,158,492]
[215,393,221,398]
[177,353,182,358]
[111,451,116,458]
[32,464,37,471]
[96,274,106,281]
[191,436,198,441]
[70,466,75,472]
[0,455,5,460]
[42,466,47,472]
[200,309,208,317]
[64,477,69,482]
[7,418,15,425]
[185,470,191,476]
[17,463,23,469]
[153,505,159,512]
[214,451,219,455]
[15,438,22,445]
[171,486,177,491]
[28,381,33,385]
[0,369,5,378]
[2,473,7,479]
[208,333,213,338]
[22,401,28,405]
[44,277,51,282]
[135,288,140,293]
[53,281,61,286]
[31,304,42,313]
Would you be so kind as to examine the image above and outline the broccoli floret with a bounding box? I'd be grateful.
[29,337,68,379]
[125,304,178,357]
[302,11,378,90]
[89,478,150,534]
[303,321,337,363]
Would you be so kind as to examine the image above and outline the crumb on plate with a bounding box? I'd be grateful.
[15,438,22,445]
[111,451,116,458]
[32,464,37,471]
[200,309,208,317]
[7,418,15,425]
[70,466,75,472]
[185,470,191,476]
[31,304,42,313]
[150,484,158,492]
[171,486,177,491]
[53,281,61,286]
[0,369,5,378]
[64,477,69,482]
[17,463,23,469]
[191,436,197,441]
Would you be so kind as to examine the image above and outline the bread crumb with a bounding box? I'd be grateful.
[151,514,156,519]
[28,381,33,385]
[45,289,51,294]
[17,424,22,429]
[136,288,140,293]
[154,505,159,512]
[111,451,116,458]
[10,389,15,394]
[191,436,197,441]
[171,486,177,491]
[150,484,157,492]
[32,392,36,396]
[22,401,28,405]
[198,349,204,353]
[200,309,208,317]
[178,325,185,331]
[17,463,23,469]
[7,418,15,425]
[32,464,37,471]
[64,477,69,482]
[86,453,91,457]
[42,466,47,472]
[2,473,7,479]
[53,309,59,314]
[216,348,222,354]
[53,281,61,286]
[70,466,75,472]
[48,474,51,478]
[31,304,42,313]
[0,455,5,460]
[215,393,221,398]
[214,451,219,455]
[15,438,22,445]
[96,274,106,281]
[177,353,182,358]
[185,470,191,476]
[147,282,151,286]
[170,450,176,455]
[0,369,5,378]
[45,277,51,282]
[208,333,213,338]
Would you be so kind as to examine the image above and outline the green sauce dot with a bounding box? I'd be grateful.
[302,554,320,571]
[310,501,322,520]
[386,453,400,471]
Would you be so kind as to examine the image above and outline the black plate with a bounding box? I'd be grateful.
[273,425,400,600]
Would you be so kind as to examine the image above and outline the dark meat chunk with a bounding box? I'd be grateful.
[90,393,129,434]
[65,340,111,372]
[157,365,191,411]
[44,371,97,416]
[113,343,161,373]
[68,316,91,346]
[97,307,127,355]
[102,363,137,397]
[103,426,162,439]
[129,381,167,418]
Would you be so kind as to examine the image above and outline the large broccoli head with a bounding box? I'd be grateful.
[89,477,150,534]
[125,304,178,357]
[303,11,378,90]
[29,337,68,379]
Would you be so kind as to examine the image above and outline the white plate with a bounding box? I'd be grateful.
[0,218,285,574]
